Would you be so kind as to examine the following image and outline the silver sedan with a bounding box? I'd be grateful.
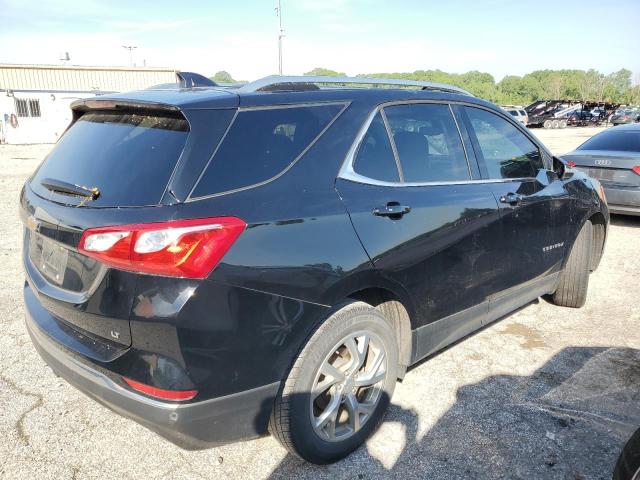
[562,123,640,216]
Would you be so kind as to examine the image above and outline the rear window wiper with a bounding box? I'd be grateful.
[40,178,100,200]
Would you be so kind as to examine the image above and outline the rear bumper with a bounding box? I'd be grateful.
[608,204,640,216]
[25,295,280,449]
[603,186,640,216]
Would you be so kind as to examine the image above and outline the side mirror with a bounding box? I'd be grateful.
[553,156,567,179]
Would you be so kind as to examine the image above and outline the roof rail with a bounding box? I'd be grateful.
[236,75,473,96]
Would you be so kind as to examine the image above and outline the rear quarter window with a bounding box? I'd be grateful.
[190,103,346,198]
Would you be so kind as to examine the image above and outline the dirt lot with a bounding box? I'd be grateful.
[0,127,638,479]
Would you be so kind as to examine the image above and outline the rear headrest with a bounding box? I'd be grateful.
[393,131,428,158]
[419,123,443,136]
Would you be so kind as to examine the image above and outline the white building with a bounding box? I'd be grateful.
[0,64,177,144]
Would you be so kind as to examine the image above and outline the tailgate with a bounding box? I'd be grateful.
[21,98,237,352]
[23,223,136,348]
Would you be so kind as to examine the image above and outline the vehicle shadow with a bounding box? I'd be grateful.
[264,346,640,479]
[610,214,640,228]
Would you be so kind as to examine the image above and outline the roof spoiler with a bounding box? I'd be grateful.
[70,99,180,113]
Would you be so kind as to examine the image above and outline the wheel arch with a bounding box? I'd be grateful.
[588,211,607,271]
[561,206,607,272]
[346,286,413,376]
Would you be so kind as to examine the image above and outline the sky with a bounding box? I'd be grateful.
[1,0,639,82]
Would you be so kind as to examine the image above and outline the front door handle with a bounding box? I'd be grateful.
[373,203,411,217]
[499,192,523,205]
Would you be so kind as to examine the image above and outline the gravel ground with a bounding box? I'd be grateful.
[0,126,638,479]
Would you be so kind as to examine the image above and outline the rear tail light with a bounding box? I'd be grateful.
[78,217,246,278]
[123,377,198,401]
[632,166,640,176]
[565,160,576,168]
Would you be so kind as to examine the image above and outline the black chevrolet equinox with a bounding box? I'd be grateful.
[21,74,609,464]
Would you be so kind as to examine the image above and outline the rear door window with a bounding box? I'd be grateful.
[30,111,189,207]
[383,103,470,182]
[191,103,345,198]
[464,107,543,179]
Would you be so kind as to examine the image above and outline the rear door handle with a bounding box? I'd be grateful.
[373,203,411,217]
[499,193,523,205]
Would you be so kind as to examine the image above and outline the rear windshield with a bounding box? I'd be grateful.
[190,103,345,198]
[31,111,189,207]
[578,129,640,152]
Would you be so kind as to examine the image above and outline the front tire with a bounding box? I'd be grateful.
[552,221,593,308]
[269,301,398,464]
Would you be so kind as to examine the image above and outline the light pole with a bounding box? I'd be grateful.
[275,0,284,75]
[122,45,137,67]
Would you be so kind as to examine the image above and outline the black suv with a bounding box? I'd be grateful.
[21,75,609,464]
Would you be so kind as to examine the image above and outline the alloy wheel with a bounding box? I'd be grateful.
[310,330,388,442]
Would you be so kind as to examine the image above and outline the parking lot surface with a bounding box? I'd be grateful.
[1,126,638,479]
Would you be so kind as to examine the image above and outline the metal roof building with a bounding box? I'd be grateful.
[1,64,178,144]
[0,64,177,92]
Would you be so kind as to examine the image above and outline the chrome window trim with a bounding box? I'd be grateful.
[337,99,545,187]
[187,101,350,202]
[340,172,535,188]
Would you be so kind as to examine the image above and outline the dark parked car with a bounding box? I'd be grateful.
[568,110,604,127]
[563,123,640,216]
[567,111,590,126]
[21,75,609,464]
[610,108,640,126]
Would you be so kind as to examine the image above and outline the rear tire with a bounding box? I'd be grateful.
[552,221,593,308]
[552,119,560,129]
[543,120,552,129]
[613,428,640,480]
[559,119,568,129]
[269,301,398,464]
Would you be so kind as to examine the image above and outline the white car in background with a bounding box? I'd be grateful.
[502,106,529,126]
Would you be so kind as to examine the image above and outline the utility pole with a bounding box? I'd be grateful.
[122,45,137,67]
[275,0,284,75]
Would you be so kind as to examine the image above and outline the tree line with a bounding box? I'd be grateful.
[211,68,640,106]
